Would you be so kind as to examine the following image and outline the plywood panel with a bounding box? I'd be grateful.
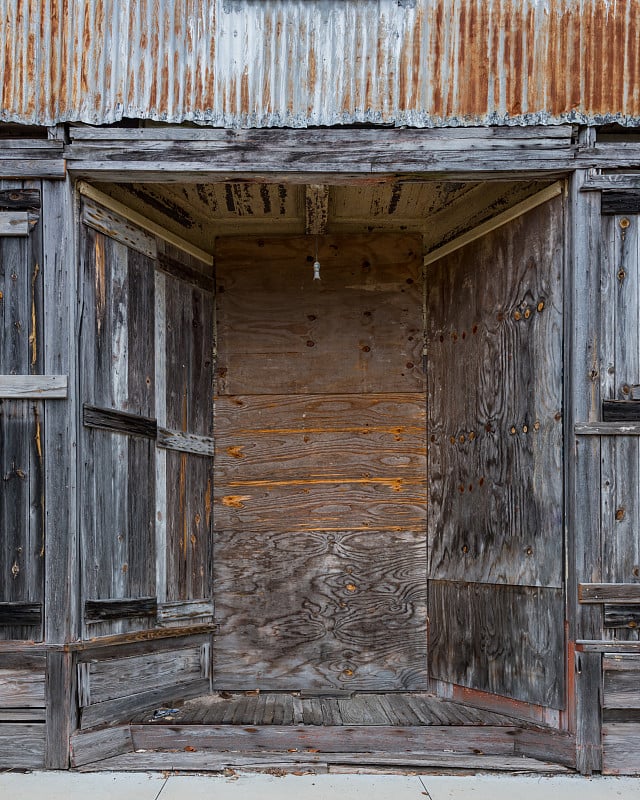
[214,529,428,691]
[214,234,426,692]
[427,195,564,587]
[429,580,565,709]
[215,234,424,395]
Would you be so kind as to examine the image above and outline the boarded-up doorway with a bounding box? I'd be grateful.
[213,234,428,691]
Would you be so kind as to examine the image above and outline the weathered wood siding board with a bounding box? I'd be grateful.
[0,374,67,398]
[0,723,45,768]
[80,218,157,636]
[214,234,427,693]
[599,212,640,646]
[426,195,564,588]
[429,581,565,709]
[602,723,640,775]
[215,394,425,482]
[603,655,640,710]
[215,235,424,396]
[80,198,214,639]
[214,529,428,691]
[0,179,45,642]
[0,667,46,707]
[79,681,211,731]
[163,271,214,603]
[81,646,204,705]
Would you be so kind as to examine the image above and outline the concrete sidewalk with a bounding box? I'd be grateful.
[0,771,639,799]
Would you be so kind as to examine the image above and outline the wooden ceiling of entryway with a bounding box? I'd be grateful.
[95,180,553,257]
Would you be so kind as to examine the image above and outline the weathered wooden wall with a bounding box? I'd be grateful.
[426,193,566,710]
[213,234,428,691]
[0,184,44,643]
[79,196,215,639]
[583,195,640,774]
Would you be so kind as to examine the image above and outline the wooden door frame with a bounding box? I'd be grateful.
[47,121,640,771]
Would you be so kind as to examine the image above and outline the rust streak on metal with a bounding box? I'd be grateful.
[1,0,639,127]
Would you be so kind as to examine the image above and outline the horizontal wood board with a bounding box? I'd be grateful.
[429,581,565,709]
[214,235,426,693]
[603,655,640,710]
[0,666,46,707]
[602,722,640,774]
[82,646,204,705]
[0,722,45,768]
[0,190,44,641]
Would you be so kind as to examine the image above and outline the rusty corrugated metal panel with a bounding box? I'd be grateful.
[1,0,639,128]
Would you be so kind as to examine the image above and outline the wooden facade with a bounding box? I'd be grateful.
[1,124,640,775]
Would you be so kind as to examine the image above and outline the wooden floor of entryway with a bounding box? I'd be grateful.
[70,693,577,773]
[131,692,531,727]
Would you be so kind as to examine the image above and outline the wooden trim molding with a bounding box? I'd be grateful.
[77,182,213,265]
[424,183,563,266]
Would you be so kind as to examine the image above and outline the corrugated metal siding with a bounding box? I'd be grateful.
[1,0,639,128]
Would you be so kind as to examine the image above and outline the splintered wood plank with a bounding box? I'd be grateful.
[429,581,565,709]
[215,234,424,395]
[213,529,428,691]
[426,194,563,589]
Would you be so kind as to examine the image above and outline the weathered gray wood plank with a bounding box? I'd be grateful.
[429,581,565,709]
[157,428,214,456]
[0,211,29,236]
[0,666,46,706]
[0,375,67,398]
[602,722,640,774]
[84,647,204,705]
[70,725,134,768]
[0,722,46,768]
[580,584,640,604]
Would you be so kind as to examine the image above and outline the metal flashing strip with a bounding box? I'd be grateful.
[424,182,564,267]
[77,181,213,265]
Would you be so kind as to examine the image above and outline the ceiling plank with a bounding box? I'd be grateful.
[305,184,330,235]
